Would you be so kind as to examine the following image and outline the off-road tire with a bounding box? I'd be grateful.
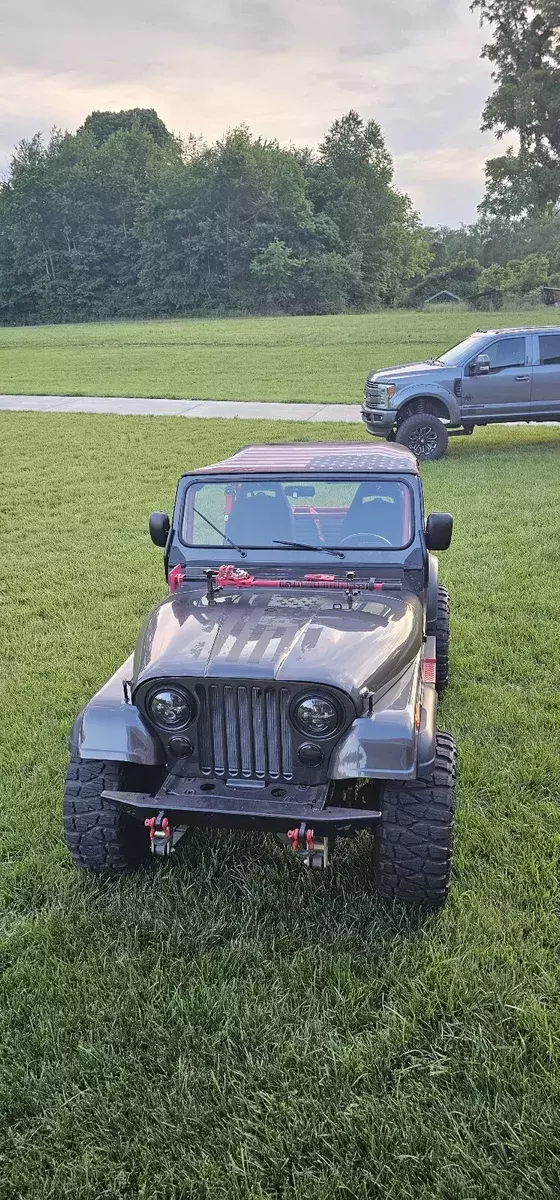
[63,758,158,874]
[435,585,450,695]
[395,413,449,461]
[374,732,457,910]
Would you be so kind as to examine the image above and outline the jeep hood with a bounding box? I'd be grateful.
[133,587,423,704]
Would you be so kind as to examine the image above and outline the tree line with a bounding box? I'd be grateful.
[0,109,430,324]
[1,1,558,324]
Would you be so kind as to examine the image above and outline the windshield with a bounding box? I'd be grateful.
[182,477,413,551]
[437,333,488,366]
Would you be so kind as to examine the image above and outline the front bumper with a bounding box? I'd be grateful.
[361,406,398,435]
[103,774,381,835]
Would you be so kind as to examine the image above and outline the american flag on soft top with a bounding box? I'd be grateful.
[195,442,419,475]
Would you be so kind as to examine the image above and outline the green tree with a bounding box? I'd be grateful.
[472,0,560,216]
[478,252,550,294]
[307,111,430,305]
[79,108,178,150]
[249,239,302,312]
[138,127,355,315]
[0,123,175,322]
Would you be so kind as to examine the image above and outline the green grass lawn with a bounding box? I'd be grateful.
[1,307,560,402]
[0,413,559,1198]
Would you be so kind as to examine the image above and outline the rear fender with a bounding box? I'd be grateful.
[70,656,165,766]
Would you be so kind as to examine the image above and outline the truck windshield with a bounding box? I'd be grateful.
[182,478,413,550]
[437,333,487,366]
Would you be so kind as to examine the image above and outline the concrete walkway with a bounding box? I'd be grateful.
[0,394,362,423]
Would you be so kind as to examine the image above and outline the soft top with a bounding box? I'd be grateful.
[192,442,419,476]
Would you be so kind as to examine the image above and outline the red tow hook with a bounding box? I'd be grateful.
[287,828,300,852]
[287,826,315,853]
[144,812,172,856]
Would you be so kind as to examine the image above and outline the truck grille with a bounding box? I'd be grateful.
[364,381,380,407]
[195,683,293,781]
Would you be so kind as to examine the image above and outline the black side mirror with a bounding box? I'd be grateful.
[149,511,170,548]
[426,513,453,551]
[469,354,490,377]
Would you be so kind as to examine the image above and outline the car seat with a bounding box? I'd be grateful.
[339,483,402,544]
[226,487,294,546]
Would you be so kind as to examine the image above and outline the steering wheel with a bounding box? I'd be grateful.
[339,532,392,547]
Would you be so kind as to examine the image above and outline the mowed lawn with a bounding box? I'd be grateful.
[1,307,560,402]
[0,413,559,1199]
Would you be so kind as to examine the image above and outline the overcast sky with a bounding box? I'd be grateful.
[0,0,505,227]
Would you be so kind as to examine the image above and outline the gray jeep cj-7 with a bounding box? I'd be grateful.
[64,442,457,910]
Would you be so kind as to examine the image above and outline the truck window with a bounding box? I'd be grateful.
[483,337,526,373]
[539,334,560,365]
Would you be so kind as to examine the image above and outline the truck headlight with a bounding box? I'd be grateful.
[377,384,396,407]
[147,687,194,729]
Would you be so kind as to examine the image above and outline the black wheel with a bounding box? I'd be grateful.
[435,585,450,695]
[395,413,448,461]
[374,732,457,910]
[63,758,161,874]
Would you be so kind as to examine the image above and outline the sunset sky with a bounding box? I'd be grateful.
[0,0,507,226]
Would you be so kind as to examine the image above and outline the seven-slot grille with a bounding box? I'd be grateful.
[195,683,293,781]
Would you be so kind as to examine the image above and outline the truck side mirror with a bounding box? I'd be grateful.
[426,513,453,551]
[469,354,490,376]
[149,511,170,548]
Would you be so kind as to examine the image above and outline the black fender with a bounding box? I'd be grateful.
[426,553,439,634]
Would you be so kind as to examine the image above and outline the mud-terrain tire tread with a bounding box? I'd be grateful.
[395,413,448,461]
[63,758,155,874]
[374,732,457,910]
[435,585,450,694]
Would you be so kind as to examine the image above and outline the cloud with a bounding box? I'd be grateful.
[0,0,505,223]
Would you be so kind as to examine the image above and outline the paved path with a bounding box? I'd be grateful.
[0,394,362,423]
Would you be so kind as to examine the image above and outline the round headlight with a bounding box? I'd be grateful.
[147,688,193,729]
[293,695,340,738]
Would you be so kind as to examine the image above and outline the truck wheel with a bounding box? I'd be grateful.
[374,732,457,910]
[395,413,448,461]
[63,758,159,874]
[435,585,450,695]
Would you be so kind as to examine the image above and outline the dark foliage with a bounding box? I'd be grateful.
[0,109,429,325]
[472,0,560,216]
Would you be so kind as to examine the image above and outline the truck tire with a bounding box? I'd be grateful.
[374,732,457,910]
[63,758,159,874]
[395,413,448,461]
[435,585,450,695]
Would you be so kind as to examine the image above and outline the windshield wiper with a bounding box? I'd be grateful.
[193,507,247,558]
[273,539,345,559]
[429,357,445,366]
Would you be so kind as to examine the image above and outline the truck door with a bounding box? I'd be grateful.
[531,332,560,416]
[462,334,531,419]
